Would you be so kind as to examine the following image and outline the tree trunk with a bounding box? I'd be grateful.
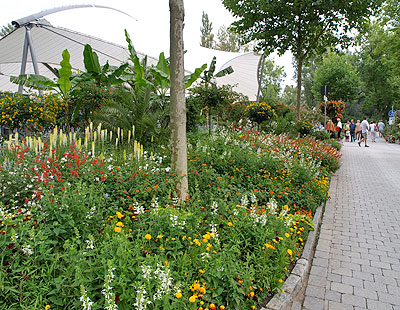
[296,56,303,120]
[169,0,188,201]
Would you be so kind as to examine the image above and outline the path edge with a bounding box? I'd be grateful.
[261,201,325,310]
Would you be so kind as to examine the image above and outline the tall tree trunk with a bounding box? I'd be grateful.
[296,56,303,120]
[169,0,188,201]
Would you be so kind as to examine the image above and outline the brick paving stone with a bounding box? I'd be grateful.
[300,139,400,309]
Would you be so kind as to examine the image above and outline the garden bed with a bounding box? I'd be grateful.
[0,126,340,309]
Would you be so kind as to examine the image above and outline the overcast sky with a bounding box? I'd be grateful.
[0,0,295,85]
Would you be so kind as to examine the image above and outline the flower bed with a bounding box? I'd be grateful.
[0,127,340,309]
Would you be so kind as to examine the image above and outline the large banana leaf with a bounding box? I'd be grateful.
[185,64,207,88]
[215,66,234,78]
[83,44,101,74]
[58,49,72,99]
[10,74,57,90]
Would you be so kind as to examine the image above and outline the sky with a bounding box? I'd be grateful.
[0,0,295,85]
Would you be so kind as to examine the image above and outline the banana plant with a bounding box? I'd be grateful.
[11,49,74,130]
[125,29,207,98]
[202,56,234,87]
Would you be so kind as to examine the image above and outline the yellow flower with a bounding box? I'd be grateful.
[285,233,290,238]
[156,235,163,239]
[227,222,233,227]
[199,269,206,274]
[116,212,123,219]
[45,306,51,310]
[279,279,283,283]
[287,249,293,256]
[175,291,182,299]
[116,222,124,227]
[145,234,152,240]
[189,295,197,303]
[114,227,122,233]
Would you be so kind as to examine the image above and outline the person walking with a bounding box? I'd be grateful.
[350,119,356,142]
[326,119,335,139]
[344,120,350,142]
[355,120,361,141]
[336,118,342,141]
[377,120,385,138]
[370,121,377,142]
[358,117,369,147]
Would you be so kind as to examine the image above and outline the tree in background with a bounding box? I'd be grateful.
[0,23,14,38]
[259,58,286,105]
[357,22,398,119]
[222,0,382,120]
[200,11,215,49]
[281,85,297,107]
[216,25,241,52]
[170,0,188,201]
[312,51,360,104]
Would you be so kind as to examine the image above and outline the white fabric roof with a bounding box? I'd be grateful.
[0,20,157,92]
[0,20,261,100]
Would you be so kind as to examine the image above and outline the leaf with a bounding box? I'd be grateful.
[125,29,137,59]
[151,66,170,90]
[185,63,207,88]
[10,74,57,90]
[205,56,217,82]
[156,52,170,76]
[215,65,234,77]
[83,44,101,74]
[58,49,72,99]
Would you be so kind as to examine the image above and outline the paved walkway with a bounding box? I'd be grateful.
[301,136,400,310]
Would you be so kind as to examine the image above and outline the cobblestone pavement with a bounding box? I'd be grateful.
[301,136,400,310]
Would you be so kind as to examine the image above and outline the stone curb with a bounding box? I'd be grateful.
[261,202,325,310]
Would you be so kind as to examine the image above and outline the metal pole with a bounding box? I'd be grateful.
[256,55,266,103]
[17,29,30,93]
[25,25,40,75]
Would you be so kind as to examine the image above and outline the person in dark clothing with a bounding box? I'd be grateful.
[349,119,356,142]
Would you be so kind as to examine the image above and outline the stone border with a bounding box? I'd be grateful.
[261,202,325,310]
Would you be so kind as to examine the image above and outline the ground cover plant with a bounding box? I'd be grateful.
[0,124,340,310]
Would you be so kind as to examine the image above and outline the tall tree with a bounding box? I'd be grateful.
[200,11,215,49]
[0,23,14,38]
[222,0,382,119]
[312,51,360,104]
[216,25,241,52]
[357,22,399,118]
[170,0,188,200]
[259,58,286,104]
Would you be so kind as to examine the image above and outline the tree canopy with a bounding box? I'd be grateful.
[200,11,215,49]
[222,0,382,119]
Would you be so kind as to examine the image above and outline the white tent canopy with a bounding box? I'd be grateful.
[0,19,157,92]
[0,15,261,100]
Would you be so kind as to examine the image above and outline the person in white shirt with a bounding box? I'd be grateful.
[370,121,377,142]
[358,117,369,147]
[377,120,385,137]
[336,118,342,140]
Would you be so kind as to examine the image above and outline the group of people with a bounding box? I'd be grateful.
[326,118,385,147]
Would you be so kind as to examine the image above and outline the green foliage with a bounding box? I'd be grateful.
[0,126,340,309]
[58,50,73,100]
[319,100,346,120]
[215,25,242,52]
[222,0,382,118]
[357,22,400,118]
[312,51,360,103]
[188,84,249,124]
[200,11,215,48]
[93,85,168,145]
[245,102,276,125]
[0,23,14,38]
[0,92,65,131]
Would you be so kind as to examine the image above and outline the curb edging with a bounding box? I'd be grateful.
[261,202,324,310]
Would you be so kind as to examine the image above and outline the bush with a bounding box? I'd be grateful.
[0,126,341,309]
[245,102,276,125]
